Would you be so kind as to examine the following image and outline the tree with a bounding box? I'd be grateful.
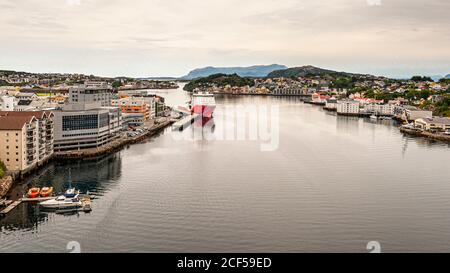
[0,160,6,179]
[112,81,122,89]
[411,76,434,82]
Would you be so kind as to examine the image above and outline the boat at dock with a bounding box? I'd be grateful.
[370,115,378,121]
[39,194,82,210]
[191,91,216,118]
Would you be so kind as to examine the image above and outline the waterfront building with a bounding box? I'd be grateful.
[394,105,433,121]
[52,84,122,152]
[363,103,395,116]
[0,111,54,173]
[311,93,331,104]
[414,117,450,133]
[324,99,338,111]
[337,100,360,115]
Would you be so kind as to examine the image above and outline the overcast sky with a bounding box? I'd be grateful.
[0,0,449,78]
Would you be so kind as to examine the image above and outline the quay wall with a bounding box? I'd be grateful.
[400,127,450,142]
[0,119,173,198]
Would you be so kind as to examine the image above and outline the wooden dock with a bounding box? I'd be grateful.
[0,197,55,216]
[0,200,22,215]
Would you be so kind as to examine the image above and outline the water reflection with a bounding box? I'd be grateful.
[1,92,450,253]
[0,154,122,232]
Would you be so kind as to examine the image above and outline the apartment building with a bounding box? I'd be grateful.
[363,103,395,116]
[337,100,360,115]
[0,111,54,173]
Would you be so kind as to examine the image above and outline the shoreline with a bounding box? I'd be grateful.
[54,119,172,160]
[400,127,450,142]
[0,118,173,200]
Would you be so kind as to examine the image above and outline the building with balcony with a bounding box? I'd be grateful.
[0,111,54,173]
[363,103,395,116]
[337,100,360,116]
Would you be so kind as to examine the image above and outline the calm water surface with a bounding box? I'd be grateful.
[1,85,449,253]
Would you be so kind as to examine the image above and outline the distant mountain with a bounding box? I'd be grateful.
[139,77,178,81]
[446,74,450,79]
[267,65,359,78]
[181,64,287,80]
[427,75,444,81]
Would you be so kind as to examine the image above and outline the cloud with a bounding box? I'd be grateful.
[0,0,448,77]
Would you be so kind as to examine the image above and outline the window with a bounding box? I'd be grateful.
[62,114,99,131]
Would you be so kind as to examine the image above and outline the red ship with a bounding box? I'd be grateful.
[191,91,216,118]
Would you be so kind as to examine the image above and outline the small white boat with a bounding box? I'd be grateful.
[370,115,378,120]
[39,195,82,209]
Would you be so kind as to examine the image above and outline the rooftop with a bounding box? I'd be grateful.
[418,117,450,125]
[0,115,36,130]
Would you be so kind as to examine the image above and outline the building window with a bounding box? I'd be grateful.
[62,114,99,131]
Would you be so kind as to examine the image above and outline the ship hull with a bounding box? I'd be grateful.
[192,105,216,118]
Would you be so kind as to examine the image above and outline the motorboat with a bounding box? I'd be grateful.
[370,115,378,120]
[39,194,82,209]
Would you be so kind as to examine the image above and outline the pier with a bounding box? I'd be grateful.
[1,196,92,216]
[54,119,172,159]
[172,114,200,131]
[0,197,53,216]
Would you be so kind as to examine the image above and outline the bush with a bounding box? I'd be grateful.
[0,161,5,179]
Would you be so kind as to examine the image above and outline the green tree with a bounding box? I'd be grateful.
[112,81,122,89]
[411,76,434,82]
[0,160,6,179]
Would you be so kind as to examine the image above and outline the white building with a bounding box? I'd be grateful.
[69,82,112,107]
[415,117,450,132]
[394,105,433,121]
[53,84,122,152]
[363,103,395,116]
[324,99,338,111]
[337,100,360,115]
[15,92,38,101]
[0,95,16,111]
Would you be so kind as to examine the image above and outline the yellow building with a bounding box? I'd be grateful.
[0,111,54,173]
[415,117,450,132]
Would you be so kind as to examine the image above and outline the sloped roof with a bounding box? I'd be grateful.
[0,115,36,130]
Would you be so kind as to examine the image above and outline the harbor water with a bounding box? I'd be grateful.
[1,85,450,253]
